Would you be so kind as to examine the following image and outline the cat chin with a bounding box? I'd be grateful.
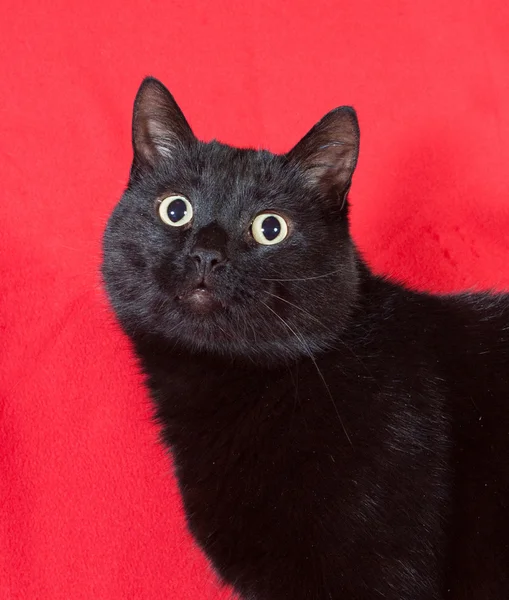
[160,317,336,366]
[177,287,224,315]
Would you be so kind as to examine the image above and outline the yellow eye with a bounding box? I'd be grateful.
[158,195,193,227]
[251,213,289,245]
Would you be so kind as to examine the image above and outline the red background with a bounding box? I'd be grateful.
[1,1,509,598]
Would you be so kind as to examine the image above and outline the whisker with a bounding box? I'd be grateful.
[265,292,377,384]
[265,291,327,327]
[261,268,343,283]
[260,300,352,446]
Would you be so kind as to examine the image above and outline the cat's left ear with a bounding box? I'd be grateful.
[131,77,195,170]
[286,107,360,204]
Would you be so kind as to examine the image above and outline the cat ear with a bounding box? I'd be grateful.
[286,107,360,203]
[131,77,195,169]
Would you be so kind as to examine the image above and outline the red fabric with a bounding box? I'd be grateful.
[1,1,509,598]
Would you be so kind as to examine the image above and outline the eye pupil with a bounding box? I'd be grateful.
[261,216,281,241]
[167,198,187,223]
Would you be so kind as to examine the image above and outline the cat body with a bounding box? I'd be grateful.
[102,77,509,599]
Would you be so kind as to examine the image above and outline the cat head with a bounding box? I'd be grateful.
[102,77,361,363]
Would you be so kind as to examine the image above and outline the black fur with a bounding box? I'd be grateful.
[102,77,509,599]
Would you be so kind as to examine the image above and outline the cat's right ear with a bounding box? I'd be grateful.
[286,106,360,206]
[131,77,195,171]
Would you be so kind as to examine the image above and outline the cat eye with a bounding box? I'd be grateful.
[251,213,289,245]
[158,195,193,227]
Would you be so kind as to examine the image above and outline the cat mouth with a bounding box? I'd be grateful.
[177,285,224,314]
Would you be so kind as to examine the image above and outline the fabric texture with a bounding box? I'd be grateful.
[1,1,509,598]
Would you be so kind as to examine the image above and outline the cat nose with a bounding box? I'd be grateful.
[190,248,226,276]
[190,223,228,277]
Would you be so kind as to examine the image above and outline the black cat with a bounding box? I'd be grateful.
[102,77,509,599]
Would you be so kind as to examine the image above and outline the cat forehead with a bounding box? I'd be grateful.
[197,143,289,185]
[151,142,301,212]
[192,143,301,203]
